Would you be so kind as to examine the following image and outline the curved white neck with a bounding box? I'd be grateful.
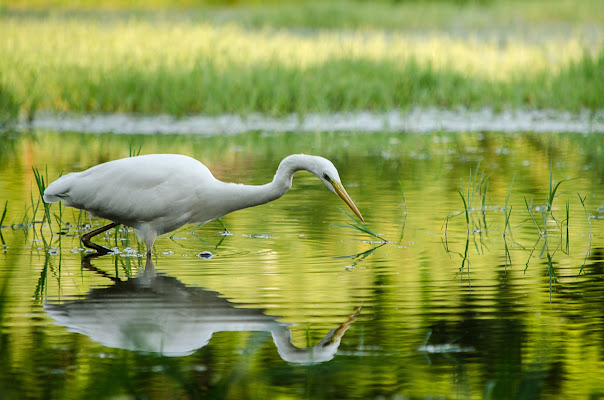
[213,155,317,216]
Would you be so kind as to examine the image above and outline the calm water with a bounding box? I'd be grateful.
[0,129,603,399]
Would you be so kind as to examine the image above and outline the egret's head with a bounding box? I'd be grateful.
[306,156,365,222]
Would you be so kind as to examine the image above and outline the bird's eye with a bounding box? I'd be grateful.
[323,173,330,182]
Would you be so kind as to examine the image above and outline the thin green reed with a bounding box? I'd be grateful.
[502,177,515,270]
[547,160,565,212]
[336,207,386,242]
[457,163,490,235]
[457,188,470,227]
[564,199,570,254]
[442,164,489,288]
[520,161,575,300]
[0,201,7,245]
[52,201,64,233]
[129,143,143,157]
[578,193,592,274]
[503,178,515,238]
[443,164,490,289]
[0,201,7,227]
[398,180,407,244]
[32,166,53,235]
[524,196,543,234]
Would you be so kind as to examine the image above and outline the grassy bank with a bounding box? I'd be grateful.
[1,1,603,121]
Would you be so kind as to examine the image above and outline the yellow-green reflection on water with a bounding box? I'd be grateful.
[0,129,603,399]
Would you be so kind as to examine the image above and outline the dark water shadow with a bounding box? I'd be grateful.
[44,255,360,364]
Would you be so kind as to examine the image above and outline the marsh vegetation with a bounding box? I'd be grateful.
[1,0,603,123]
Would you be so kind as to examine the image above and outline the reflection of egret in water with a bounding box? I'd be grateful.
[44,257,360,364]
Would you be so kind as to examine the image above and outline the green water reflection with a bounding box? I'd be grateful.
[0,129,603,399]
[45,256,360,363]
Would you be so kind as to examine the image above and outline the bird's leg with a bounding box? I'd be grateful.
[81,222,119,255]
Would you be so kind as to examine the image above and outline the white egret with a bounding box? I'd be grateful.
[44,154,364,255]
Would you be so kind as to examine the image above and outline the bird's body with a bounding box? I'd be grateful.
[44,154,363,255]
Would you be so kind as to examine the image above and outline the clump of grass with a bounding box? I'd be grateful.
[450,163,490,236]
[32,166,53,234]
[524,161,572,237]
[523,195,559,301]
[442,164,490,287]
[521,161,580,299]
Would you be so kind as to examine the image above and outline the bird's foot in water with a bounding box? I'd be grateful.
[81,222,120,256]
[82,242,113,256]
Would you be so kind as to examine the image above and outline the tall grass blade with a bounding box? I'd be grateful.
[548,179,565,211]
[547,160,564,211]
[577,193,593,274]
[547,250,555,303]
[524,236,542,272]
[216,218,230,233]
[564,199,569,254]
[503,206,513,236]
[457,189,470,226]
[503,177,515,238]
[0,200,7,245]
[0,201,7,227]
[524,196,541,232]
[398,180,407,243]
[481,176,489,235]
[336,207,386,242]
[504,240,511,271]
[461,235,471,291]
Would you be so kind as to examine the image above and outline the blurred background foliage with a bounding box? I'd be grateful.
[1,0,603,123]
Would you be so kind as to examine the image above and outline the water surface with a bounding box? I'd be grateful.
[0,129,603,399]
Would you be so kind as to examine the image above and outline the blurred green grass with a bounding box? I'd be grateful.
[5,0,604,28]
[0,0,602,121]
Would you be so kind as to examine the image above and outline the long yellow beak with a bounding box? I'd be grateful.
[333,181,364,222]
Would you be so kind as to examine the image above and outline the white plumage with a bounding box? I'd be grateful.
[44,154,364,255]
